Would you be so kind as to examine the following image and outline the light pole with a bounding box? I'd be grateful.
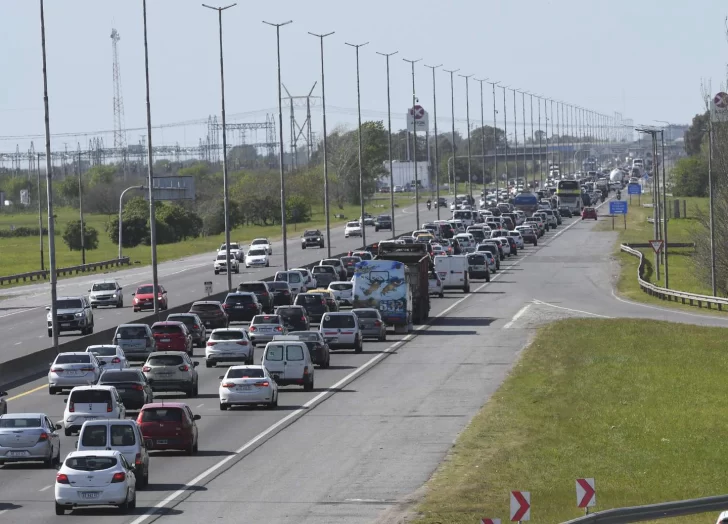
[404,57,422,228]
[36,152,44,271]
[536,96,543,186]
[425,63,442,220]
[708,120,717,296]
[518,90,527,186]
[510,88,518,190]
[204,3,236,293]
[487,81,499,192]
[501,85,509,199]
[475,78,488,198]
[40,0,59,351]
[459,74,473,202]
[444,68,459,196]
[528,92,535,189]
[264,19,293,270]
[311,31,335,256]
[77,151,85,265]
[118,185,145,260]
[345,41,369,248]
[376,50,398,236]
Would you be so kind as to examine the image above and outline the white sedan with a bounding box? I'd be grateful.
[55,450,137,515]
[245,248,269,268]
[219,365,278,410]
[85,345,129,371]
[344,221,362,238]
[250,237,272,255]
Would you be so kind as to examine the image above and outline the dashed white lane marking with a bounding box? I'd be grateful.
[39,485,52,492]
[503,303,532,329]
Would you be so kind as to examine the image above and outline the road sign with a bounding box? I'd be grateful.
[609,200,628,215]
[627,183,641,195]
[406,105,429,133]
[510,491,530,521]
[481,519,501,524]
[710,92,728,122]
[576,478,596,508]
[649,240,664,254]
[204,281,213,296]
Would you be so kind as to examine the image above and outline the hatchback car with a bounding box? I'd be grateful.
[285,331,331,368]
[244,247,269,268]
[166,313,207,348]
[248,315,287,346]
[516,225,538,246]
[189,301,228,329]
[475,243,501,270]
[344,221,363,238]
[85,345,129,371]
[274,270,306,296]
[223,292,262,323]
[98,368,154,410]
[320,258,347,281]
[55,450,137,515]
[466,253,491,281]
[142,352,199,397]
[301,229,325,249]
[151,321,193,355]
[205,328,254,368]
[237,281,274,313]
[291,267,317,290]
[582,207,598,220]
[328,281,354,307]
[218,365,278,410]
[112,324,156,362]
[266,282,293,307]
[88,280,123,308]
[136,402,200,455]
[352,308,387,341]
[132,284,168,312]
[294,292,329,323]
[319,312,363,352]
[0,413,62,467]
[48,352,104,395]
[275,305,310,332]
[558,206,572,218]
[62,385,126,436]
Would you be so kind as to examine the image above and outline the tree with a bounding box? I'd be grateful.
[685,111,709,156]
[286,195,311,223]
[85,165,116,187]
[106,215,148,247]
[62,220,99,251]
[671,155,709,197]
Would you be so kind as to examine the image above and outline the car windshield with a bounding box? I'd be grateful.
[0,417,41,428]
[100,370,142,383]
[347,222,360,227]
[92,283,116,291]
[227,368,264,379]
[378,215,391,220]
[468,255,486,264]
[297,294,324,304]
[191,303,221,312]
[88,346,117,356]
[252,239,268,245]
[136,285,160,294]
[116,326,147,339]
[147,355,184,366]
[216,254,233,261]
[210,330,246,341]
[353,310,379,319]
[56,299,83,309]
[248,249,267,256]
[252,315,280,325]
[168,315,196,326]
[65,456,118,471]
[303,230,320,237]
[152,325,182,335]
[55,354,91,365]
[238,283,266,293]
[329,283,352,291]
[141,408,183,423]
[321,314,356,328]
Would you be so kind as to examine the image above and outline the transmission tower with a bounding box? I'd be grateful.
[111,28,127,151]
[282,83,319,170]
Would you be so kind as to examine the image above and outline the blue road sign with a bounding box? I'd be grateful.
[627,183,642,195]
[610,200,628,215]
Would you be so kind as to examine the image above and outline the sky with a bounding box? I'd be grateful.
[0,0,726,158]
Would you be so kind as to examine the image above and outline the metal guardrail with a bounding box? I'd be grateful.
[0,257,131,286]
[562,493,728,523]
[620,243,728,310]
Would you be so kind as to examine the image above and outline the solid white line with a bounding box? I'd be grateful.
[0,509,8,516]
[38,485,52,492]
[0,307,40,319]
[503,303,532,329]
[196,403,204,408]
[610,287,728,321]
[532,299,613,319]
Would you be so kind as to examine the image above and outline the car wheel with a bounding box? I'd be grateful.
[116,301,123,308]
[91,305,97,309]
[44,452,54,468]
[48,329,52,337]
[439,292,444,298]
[133,308,139,313]
[118,494,131,513]
[379,331,387,342]
[302,245,306,250]
[64,428,72,437]
[49,387,57,395]
[55,502,66,516]
[214,270,219,275]
[267,393,278,409]
[355,337,363,354]
[129,488,137,510]
[205,360,213,368]
[304,376,314,391]
[219,402,228,411]
[486,272,491,282]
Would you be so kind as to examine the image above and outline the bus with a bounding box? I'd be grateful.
[556,180,582,214]
[513,192,539,217]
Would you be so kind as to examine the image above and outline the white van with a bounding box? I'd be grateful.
[274,270,306,296]
[262,339,314,391]
[452,210,475,227]
[448,220,466,233]
[433,255,470,293]
[63,386,126,436]
[76,419,150,488]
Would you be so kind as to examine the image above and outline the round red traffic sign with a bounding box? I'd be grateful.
[409,105,425,119]
[714,92,728,109]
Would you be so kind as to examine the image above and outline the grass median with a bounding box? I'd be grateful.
[413,318,728,524]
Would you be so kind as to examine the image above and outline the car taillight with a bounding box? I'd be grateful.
[111,357,121,364]
[107,402,112,413]
[222,382,235,388]
[193,325,199,329]
[301,316,306,321]
[68,402,75,413]
[249,304,257,308]
[374,320,382,327]
[207,341,217,346]
[38,432,49,442]
[135,453,142,466]
[283,290,290,295]
[236,341,248,346]
[254,381,269,387]
[142,366,151,372]
[132,384,144,391]
[321,300,326,306]
[223,304,230,309]
[179,365,189,372]
[303,366,309,375]
[80,367,94,372]
[261,292,268,296]
[249,326,257,332]
[275,326,283,332]
[111,472,126,483]
[51,368,63,373]
[56,473,70,484]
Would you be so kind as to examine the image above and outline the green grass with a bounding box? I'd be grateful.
[0,194,426,283]
[414,319,728,524]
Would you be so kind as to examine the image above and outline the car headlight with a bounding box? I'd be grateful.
[75,312,84,318]
[112,294,117,298]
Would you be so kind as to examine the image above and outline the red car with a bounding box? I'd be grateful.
[136,402,200,455]
[151,321,193,355]
[581,207,598,220]
[133,284,168,312]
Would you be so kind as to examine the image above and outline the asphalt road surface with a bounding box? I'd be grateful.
[1,200,726,524]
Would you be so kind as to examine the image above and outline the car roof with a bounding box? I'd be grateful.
[228,365,265,370]
[323,311,355,316]
[151,321,184,327]
[252,237,269,242]
[0,412,47,419]
[56,351,90,357]
[210,327,246,332]
[192,300,221,305]
[117,323,149,328]
[140,401,189,409]
[91,280,118,284]
[69,385,116,392]
[86,344,120,349]
[148,351,188,357]
[227,291,256,296]
[66,450,123,458]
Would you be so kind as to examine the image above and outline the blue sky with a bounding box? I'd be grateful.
[1,0,726,155]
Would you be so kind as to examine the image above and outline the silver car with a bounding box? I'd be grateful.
[48,352,104,395]
[88,280,123,308]
[142,351,199,397]
[85,345,129,371]
[113,324,156,362]
[205,328,254,368]
[0,413,62,467]
[352,309,386,341]
[248,315,287,347]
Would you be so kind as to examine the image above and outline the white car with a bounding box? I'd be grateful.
[218,365,278,410]
[48,352,104,395]
[85,345,129,371]
[62,385,126,436]
[292,267,317,290]
[88,280,123,308]
[205,328,254,368]
[219,242,244,261]
[428,271,444,298]
[245,248,269,268]
[328,281,353,307]
[214,252,240,274]
[55,450,137,515]
[509,231,525,249]
[344,221,362,238]
[250,237,272,255]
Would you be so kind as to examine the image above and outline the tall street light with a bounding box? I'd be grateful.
[403,57,422,228]
[264,20,293,270]
[444,68,459,196]
[310,31,334,256]
[77,150,85,265]
[501,85,509,199]
[458,73,473,202]
[204,3,236,293]
[376,50,398,237]
[425,63,442,220]
[40,0,59,350]
[518,90,527,186]
[510,88,518,189]
[527,92,535,189]
[475,78,488,200]
[36,152,44,271]
[345,41,369,248]
[487,81,499,192]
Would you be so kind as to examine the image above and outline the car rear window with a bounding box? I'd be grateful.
[100,370,143,383]
[0,417,41,428]
[88,346,117,356]
[329,283,352,291]
[289,332,320,342]
[152,325,183,335]
[288,273,301,283]
[252,315,280,325]
[265,344,284,361]
[322,259,340,266]
[353,310,379,319]
[267,282,289,291]
[210,330,246,341]
[117,326,148,339]
[227,368,264,379]
[168,315,196,326]
[468,254,486,265]
[238,283,267,293]
[296,294,324,304]
[312,266,334,274]
[55,354,91,364]
[341,257,360,266]
[140,408,183,423]
[190,303,221,312]
[147,355,184,366]
[277,308,303,318]
[110,424,136,446]
[226,294,254,305]
[69,389,112,404]
[80,424,108,447]
[321,314,356,329]
[286,345,305,361]
[65,456,117,471]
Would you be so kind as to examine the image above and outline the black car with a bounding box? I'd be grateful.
[374,214,392,231]
[98,368,153,410]
[301,229,325,249]
[266,281,293,306]
[340,256,362,278]
[223,292,262,322]
[274,306,310,332]
[237,281,274,313]
[558,206,572,218]
[294,293,329,323]
[166,313,207,348]
[288,331,330,368]
[189,301,229,329]
[437,197,447,208]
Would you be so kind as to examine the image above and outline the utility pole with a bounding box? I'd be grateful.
[475,78,488,200]
[487,81,499,192]
[426,63,442,220]
[537,96,543,187]
[77,150,85,265]
[511,88,518,190]
[502,85,509,200]
[37,152,44,271]
[708,120,717,296]
[459,73,473,202]
[377,50,398,236]
[528,93,535,189]
[519,90,527,186]
[444,68,459,196]
[404,57,422,228]
[346,41,369,248]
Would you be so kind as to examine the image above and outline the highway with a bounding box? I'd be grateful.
[2,199,727,524]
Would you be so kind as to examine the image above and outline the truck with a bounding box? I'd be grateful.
[352,241,430,334]
[556,180,582,214]
[513,192,539,217]
[609,168,625,189]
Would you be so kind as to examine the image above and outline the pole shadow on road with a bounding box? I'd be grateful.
[429,316,497,327]
[421,329,478,336]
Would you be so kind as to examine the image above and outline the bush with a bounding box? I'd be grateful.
[671,155,709,197]
[62,220,99,251]
[286,195,311,223]
[106,215,148,247]
[0,226,49,238]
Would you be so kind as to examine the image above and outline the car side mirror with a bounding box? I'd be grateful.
[192,361,199,367]
[63,399,68,404]
[118,287,122,291]
[193,414,201,421]
[55,423,63,430]
[131,293,135,296]
[87,289,91,293]
[0,391,6,397]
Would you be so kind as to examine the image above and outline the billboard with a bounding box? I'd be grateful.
[20,189,30,206]
[406,104,429,133]
[143,176,196,201]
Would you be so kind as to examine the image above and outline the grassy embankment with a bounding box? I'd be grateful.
[414,319,728,524]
